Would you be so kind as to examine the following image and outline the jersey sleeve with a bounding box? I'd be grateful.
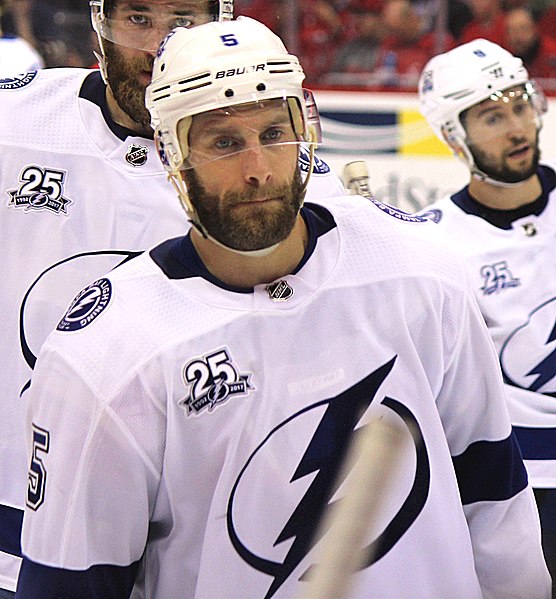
[436,287,551,598]
[19,342,163,597]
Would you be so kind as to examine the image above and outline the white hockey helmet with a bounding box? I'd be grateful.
[145,17,319,255]
[419,38,546,178]
[146,16,318,173]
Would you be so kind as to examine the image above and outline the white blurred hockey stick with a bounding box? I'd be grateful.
[342,160,374,199]
[299,415,406,599]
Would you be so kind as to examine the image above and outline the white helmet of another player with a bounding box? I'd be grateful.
[419,38,547,183]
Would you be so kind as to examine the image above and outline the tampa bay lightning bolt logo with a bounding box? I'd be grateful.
[156,29,176,58]
[0,72,38,90]
[501,297,556,396]
[419,208,443,224]
[420,70,433,94]
[57,278,112,332]
[18,251,140,396]
[227,357,430,598]
[181,347,254,415]
[298,146,330,174]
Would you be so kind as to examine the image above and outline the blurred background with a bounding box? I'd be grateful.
[1,0,555,90]
[1,0,555,209]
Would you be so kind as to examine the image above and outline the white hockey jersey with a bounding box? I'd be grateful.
[0,36,43,75]
[19,197,550,598]
[0,67,344,591]
[419,162,556,488]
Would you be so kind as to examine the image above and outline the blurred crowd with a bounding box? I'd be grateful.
[239,0,556,90]
[0,0,96,68]
[1,0,555,90]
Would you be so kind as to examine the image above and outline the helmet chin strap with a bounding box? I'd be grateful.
[455,138,530,189]
[167,143,315,258]
[470,167,528,189]
[94,49,109,84]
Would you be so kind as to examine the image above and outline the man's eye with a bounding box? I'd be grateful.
[129,14,149,26]
[214,139,237,151]
[485,114,501,126]
[173,16,194,28]
[262,129,284,143]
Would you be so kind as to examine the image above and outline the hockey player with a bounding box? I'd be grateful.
[0,1,344,596]
[418,38,556,595]
[17,19,550,598]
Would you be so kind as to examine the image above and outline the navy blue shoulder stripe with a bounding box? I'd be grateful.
[16,557,139,599]
[513,425,556,461]
[0,504,22,557]
[452,432,528,505]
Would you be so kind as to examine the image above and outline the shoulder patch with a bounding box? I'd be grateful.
[370,198,427,223]
[0,71,38,90]
[419,208,443,223]
[298,146,331,174]
[57,278,112,332]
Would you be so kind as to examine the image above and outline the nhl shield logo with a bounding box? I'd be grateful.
[125,144,149,167]
[266,280,294,302]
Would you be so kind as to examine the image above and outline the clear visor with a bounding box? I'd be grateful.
[180,99,315,171]
[303,88,323,144]
[94,1,217,52]
[461,82,547,145]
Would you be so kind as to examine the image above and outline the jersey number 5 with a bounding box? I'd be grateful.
[26,424,50,511]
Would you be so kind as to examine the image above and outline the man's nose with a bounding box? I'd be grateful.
[506,113,529,138]
[241,145,273,187]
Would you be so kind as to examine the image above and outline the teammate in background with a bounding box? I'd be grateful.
[0,0,43,74]
[418,38,556,596]
[0,1,343,596]
[17,18,550,599]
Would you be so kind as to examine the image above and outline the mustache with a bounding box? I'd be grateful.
[224,183,292,205]
[508,137,528,147]
[125,56,155,77]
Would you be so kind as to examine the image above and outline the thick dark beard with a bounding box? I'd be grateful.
[470,133,541,184]
[184,168,305,252]
[104,40,154,134]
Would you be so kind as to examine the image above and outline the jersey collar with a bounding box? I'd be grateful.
[450,164,556,230]
[149,203,337,293]
[79,70,153,142]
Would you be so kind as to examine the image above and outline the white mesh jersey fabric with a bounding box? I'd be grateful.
[419,160,556,486]
[0,65,345,589]
[21,196,550,598]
